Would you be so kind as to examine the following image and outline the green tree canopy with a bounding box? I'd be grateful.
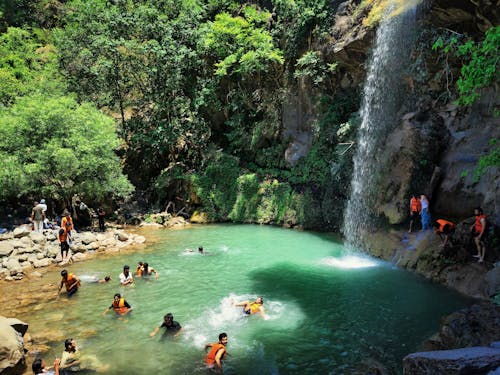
[0,94,133,203]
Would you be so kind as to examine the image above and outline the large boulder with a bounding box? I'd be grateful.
[32,258,52,268]
[373,110,449,224]
[190,211,209,224]
[29,232,46,245]
[12,227,30,239]
[432,96,500,227]
[0,316,27,375]
[4,258,22,276]
[78,232,97,245]
[423,303,500,351]
[0,242,13,257]
[403,345,500,374]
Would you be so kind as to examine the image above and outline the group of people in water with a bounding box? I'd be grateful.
[409,194,489,263]
[42,246,265,374]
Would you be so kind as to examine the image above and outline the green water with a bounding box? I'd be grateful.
[26,225,470,374]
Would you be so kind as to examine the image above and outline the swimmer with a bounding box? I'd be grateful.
[149,313,182,337]
[32,357,60,375]
[135,261,144,276]
[119,265,134,286]
[103,293,133,316]
[57,270,80,297]
[234,297,266,318]
[198,246,204,254]
[204,333,228,373]
[98,276,111,283]
[141,262,159,278]
[59,338,80,372]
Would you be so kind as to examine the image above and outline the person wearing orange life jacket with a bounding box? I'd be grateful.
[135,261,144,276]
[433,219,456,248]
[234,296,266,318]
[408,194,422,233]
[58,269,80,297]
[470,207,488,263]
[103,293,132,316]
[204,333,228,372]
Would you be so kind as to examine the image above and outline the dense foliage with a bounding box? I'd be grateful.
[0,24,132,206]
[2,0,495,229]
[0,95,133,203]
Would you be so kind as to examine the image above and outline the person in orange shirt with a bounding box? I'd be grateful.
[61,210,74,238]
[204,333,228,373]
[408,194,421,233]
[58,269,80,297]
[433,219,455,248]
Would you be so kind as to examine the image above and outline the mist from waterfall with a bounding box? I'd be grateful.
[343,3,417,249]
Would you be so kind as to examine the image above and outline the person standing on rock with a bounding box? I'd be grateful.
[97,207,106,232]
[58,229,71,262]
[408,194,421,233]
[58,269,80,297]
[420,195,431,230]
[31,201,45,233]
[61,210,74,238]
[470,207,488,263]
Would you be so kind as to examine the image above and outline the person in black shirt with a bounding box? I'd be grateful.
[149,313,182,337]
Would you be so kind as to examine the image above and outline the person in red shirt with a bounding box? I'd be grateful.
[470,207,488,263]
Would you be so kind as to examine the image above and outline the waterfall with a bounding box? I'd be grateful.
[343,3,417,249]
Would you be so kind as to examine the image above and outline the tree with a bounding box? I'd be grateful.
[0,94,133,203]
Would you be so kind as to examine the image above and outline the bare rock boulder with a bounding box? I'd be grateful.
[0,242,13,257]
[0,316,28,375]
[13,226,30,239]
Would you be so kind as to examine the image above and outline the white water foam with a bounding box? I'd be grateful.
[182,293,304,349]
[319,255,379,269]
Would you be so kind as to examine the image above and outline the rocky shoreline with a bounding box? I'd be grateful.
[0,224,146,281]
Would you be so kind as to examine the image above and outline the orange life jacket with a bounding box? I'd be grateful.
[205,343,226,365]
[135,266,143,276]
[475,214,487,234]
[436,219,455,233]
[112,298,128,314]
[410,197,421,213]
[61,216,73,232]
[63,274,78,291]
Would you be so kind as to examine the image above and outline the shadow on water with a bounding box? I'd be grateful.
[247,261,472,374]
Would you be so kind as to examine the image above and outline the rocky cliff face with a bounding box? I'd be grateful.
[281,0,499,228]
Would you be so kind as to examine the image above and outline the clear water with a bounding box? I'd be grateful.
[17,225,470,374]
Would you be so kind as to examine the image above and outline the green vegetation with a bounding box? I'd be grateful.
[432,26,500,180]
[0,24,132,206]
[432,25,500,106]
[0,95,133,202]
[1,0,494,230]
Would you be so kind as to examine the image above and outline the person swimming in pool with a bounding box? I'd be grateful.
[233,297,266,318]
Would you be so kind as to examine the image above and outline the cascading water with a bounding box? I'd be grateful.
[343,1,418,249]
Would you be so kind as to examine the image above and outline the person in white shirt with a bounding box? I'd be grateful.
[119,265,134,285]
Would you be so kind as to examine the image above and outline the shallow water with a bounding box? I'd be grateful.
[9,225,471,374]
